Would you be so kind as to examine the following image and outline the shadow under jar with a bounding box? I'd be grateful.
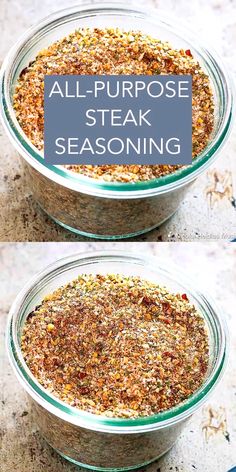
[0,4,233,239]
[7,251,227,471]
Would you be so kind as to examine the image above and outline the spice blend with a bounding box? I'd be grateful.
[21,274,209,418]
[13,28,214,182]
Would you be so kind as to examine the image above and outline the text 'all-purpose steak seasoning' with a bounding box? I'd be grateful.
[13,28,214,182]
[21,274,209,418]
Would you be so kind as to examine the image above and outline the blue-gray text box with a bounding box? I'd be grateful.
[44,75,192,165]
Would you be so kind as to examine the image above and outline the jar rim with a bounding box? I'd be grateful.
[7,250,227,433]
[0,3,234,198]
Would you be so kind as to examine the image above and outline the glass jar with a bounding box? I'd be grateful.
[7,251,227,471]
[0,4,233,239]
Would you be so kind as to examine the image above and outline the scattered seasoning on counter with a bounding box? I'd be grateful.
[21,274,209,418]
[13,28,214,183]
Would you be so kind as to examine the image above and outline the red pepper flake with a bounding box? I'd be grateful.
[142,296,153,305]
[162,303,170,311]
[79,387,90,395]
[182,293,188,301]
[78,372,87,379]
[185,49,192,57]
[162,351,175,359]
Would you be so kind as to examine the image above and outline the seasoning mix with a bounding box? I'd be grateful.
[21,274,209,418]
[13,28,214,183]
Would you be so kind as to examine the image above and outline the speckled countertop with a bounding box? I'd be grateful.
[0,0,236,242]
[1,241,236,471]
